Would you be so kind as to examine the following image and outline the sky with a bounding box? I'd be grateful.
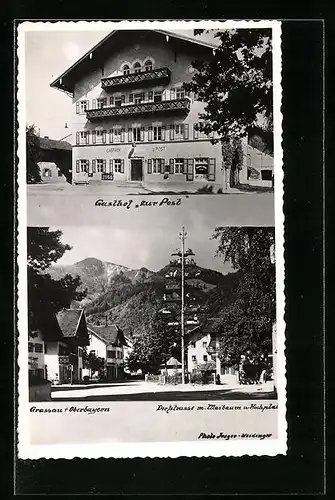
[50,202,233,275]
[24,28,218,141]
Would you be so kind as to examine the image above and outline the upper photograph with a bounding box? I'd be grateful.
[24,27,276,196]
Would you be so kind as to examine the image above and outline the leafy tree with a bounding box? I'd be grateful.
[27,227,87,336]
[211,227,275,360]
[82,349,105,376]
[26,125,41,183]
[184,29,273,141]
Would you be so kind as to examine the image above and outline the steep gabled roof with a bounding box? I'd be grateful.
[50,29,217,95]
[39,137,72,151]
[56,309,85,338]
[88,324,127,346]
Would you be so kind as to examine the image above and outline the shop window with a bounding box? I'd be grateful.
[194,158,209,178]
[261,169,273,181]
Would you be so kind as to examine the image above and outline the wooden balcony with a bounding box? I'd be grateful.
[86,98,190,121]
[101,67,171,90]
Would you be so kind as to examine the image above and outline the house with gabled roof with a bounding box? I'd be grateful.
[86,320,128,380]
[50,29,226,190]
[42,308,89,384]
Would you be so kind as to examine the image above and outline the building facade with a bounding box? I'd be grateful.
[28,329,47,380]
[87,323,127,380]
[50,30,227,190]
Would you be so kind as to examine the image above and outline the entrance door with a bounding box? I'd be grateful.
[131,159,143,181]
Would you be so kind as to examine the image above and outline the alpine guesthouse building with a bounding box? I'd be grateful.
[50,29,273,189]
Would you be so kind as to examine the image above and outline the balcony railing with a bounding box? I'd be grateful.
[86,98,190,121]
[101,67,171,90]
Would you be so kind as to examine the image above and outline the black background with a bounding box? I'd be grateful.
[6,15,325,496]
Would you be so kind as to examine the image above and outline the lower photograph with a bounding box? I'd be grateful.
[20,221,285,458]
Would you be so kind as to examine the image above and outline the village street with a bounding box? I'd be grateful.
[51,379,276,402]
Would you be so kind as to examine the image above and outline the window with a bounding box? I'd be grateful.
[78,100,88,113]
[144,59,153,72]
[107,350,116,359]
[193,123,209,139]
[95,129,105,144]
[123,64,130,75]
[34,343,43,353]
[148,91,153,102]
[42,168,51,177]
[153,126,162,141]
[133,62,142,74]
[202,342,207,348]
[194,158,209,176]
[134,92,144,104]
[57,169,63,177]
[97,98,107,109]
[261,169,273,181]
[114,159,122,173]
[28,342,34,352]
[90,350,96,356]
[153,159,162,173]
[203,355,208,362]
[79,131,88,145]
[113,128,122,142]
[176,87,185,99]
[153,90,162,102]
[114,95,125,107]
[175,124,184,139]
[133,127,141,142]
[192,355,197,362]
[96,159,105,173]
[79,159,89,172]
[190,342,196,348]
[128,93,134,104]
[174,158,184,174]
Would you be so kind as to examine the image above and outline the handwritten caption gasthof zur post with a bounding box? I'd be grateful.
[95,197,184,209]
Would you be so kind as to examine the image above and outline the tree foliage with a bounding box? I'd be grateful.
[211,227,275,360]
[27,227,87,336]
[184,29,273,145]
[82,349,105,374]
[26,125,41,183]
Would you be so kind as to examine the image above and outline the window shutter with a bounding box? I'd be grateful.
[128,128,132,142]
[76,102,80,114]
[109,129,113,143]
[161,126,166,141]
[76,132,79,145]
[208,158,216,181]
[169,124,174,140]
[121,128,125,142]
[181,160,185,174]
[85,100,89,110]
[186,158,194,181]
[121,159,125,173]
[110,96,114,106]
[85,132,89,144]
[169,159,174,174]
[121,95,125,104]
[170,88,175,100]
[160,159,165,174]
[103,159,106,172]
[102,130,106,143]
[148,91,153,101]
[92,160,96,173]
[193,124,199,139]
[92,131,96,144]
[148,159,152,174]
[109,159,113,173]
[184,124,189,140]
[140,127,145,141]
[148,127,153,141]
[76,160,80,173]
[87,160,91,173]
[92,99,97,109]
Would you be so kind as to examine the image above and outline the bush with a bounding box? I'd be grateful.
[146,374,160,383]
[166,373,182,385]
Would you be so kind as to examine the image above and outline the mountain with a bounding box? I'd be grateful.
[47,257,239,338]
[47,257,155,303]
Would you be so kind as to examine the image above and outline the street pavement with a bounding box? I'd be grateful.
[51,380,276,401]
